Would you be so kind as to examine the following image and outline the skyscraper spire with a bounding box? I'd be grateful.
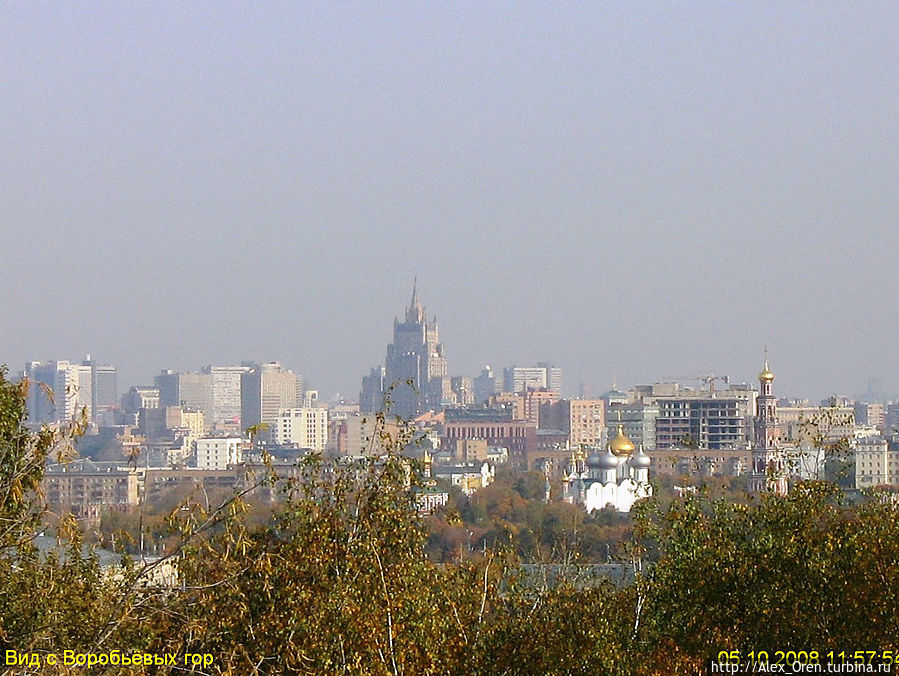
[406,277,424,323]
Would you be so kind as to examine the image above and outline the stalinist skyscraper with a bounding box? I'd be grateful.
[364,281,447,419]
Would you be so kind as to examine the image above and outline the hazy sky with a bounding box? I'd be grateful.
[2,2,897,401]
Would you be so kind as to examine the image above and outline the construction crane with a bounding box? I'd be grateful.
[662,373,730,395]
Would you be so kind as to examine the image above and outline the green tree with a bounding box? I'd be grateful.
[632,482,899,671]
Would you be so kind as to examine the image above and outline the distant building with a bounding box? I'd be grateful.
[540,399,606,450]
[453,438,488,463]
[43,459,140,522]
[523,388,561,425]
[473,366,500,404]
[605,402,658,451]
[487,392,526,421]
[600,382,629,406]
[428,376,456,409]
[359,366,386,414]
[854,436,894,488]
[155,371,213,428]
[646,448,750,477]
[240,362,298,435]
[194,436,246,470]
[885,404,899,435]
[562,426,652,513]
[122,386,160,418]
[383,282,448,418]
[25,359,96,424]
[777,403,855,444]
[91,361,118,424]
[854,402,886,431]
[530,428,571,474]
[362,282,448,419]
[204,365,252,429]
[503,363,562,394]
[139,406,205,441]
[274,407,329,453]
[749,357,787,495]
[630,381,755,450]
[432,462,496,495]
[443,407,537,470]
[144,467,243,504]
[450,376,475,406]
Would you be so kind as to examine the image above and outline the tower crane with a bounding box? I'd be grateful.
[661,373,730,395]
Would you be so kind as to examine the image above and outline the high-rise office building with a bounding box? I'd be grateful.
[474,366,500,404]
[92,363,118,421]
[240,362,298,434]
[360,366,386,414]
[25,358,99,424]
[204,365,252,428]
[26,361,66,424]
[155,371,213,428]
[503,363,562,394]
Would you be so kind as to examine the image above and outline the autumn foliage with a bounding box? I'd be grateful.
[1,368,898,674]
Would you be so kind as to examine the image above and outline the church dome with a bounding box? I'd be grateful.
[630,445,651,469]
[759,365,774,382]
[591,447,619,470]
[609,425,635,456]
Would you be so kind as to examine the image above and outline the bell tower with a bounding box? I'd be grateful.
[750,350,787,495]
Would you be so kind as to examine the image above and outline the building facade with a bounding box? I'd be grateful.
[372,282,448,419]
[155,371,213,428]
[194,436,246,470]
[43,460,140,521]
[240,362,299,434]
[26,359,95,424]
[274,407,329,452]
[503,363,562,394]
[854,436,899,488]
[205,365,252,429]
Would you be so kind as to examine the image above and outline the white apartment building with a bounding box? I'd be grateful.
[274,407,328,453]
[855,436,899,488]
[194,437,246,470]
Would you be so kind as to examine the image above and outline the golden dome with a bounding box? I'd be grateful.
[759,361,774,382]
[609,425,635,457]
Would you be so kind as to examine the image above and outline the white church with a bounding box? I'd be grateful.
[561,425,652,513]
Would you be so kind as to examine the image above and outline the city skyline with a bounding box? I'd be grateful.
[14,325,895,410]
[2,3,897,401]
[10,281,898,405]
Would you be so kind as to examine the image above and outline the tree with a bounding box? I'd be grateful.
[0,367,60,553]
[0,367,111,657]
[2,363,899,674]
[632,482,899,672]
